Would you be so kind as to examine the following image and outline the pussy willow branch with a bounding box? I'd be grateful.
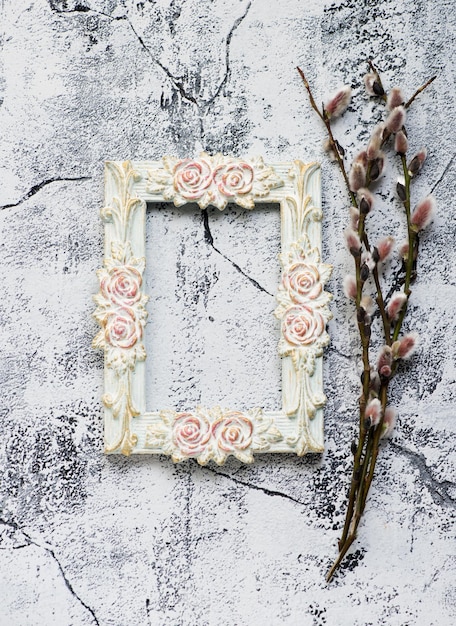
[336,64,393,557]
[297,67,357,206]
[297,65,435,582]
[331,73,433,582]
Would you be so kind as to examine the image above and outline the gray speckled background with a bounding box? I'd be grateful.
[1,1,455,624]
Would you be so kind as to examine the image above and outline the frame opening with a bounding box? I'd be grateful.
[144,202,282,413]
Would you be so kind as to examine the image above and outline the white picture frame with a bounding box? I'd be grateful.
[93,154,332,464]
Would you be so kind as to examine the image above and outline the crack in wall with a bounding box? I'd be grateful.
[0,176,92,211]
[0,517,32,550]
[0,517,100,625]
[126,2,254,146]
[126,18,199,106]
[204,466,306,507]
[129,2,254,109]
[50,4,126,22]
[330,346,354,361]
[145,597,152,625]
[422,568,441,592]
[48,2,202,127]
[409,506,421,553]
[203,0,253,108]
[430,151,456,194]
[389,441,456,508]
[47,1,254,147]
[196,0,253,146]
[202,209,274,297]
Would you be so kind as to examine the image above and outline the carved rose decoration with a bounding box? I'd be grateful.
[147,152,283,210]
[172,412,212,457]
[174,158,213,200]
[101,266,142,306]
[145,407,282,465]
[212,411,254,452]
[104,308,142,349]
[213,163,254,197]
[282,304,325,346]
[93,241,148,374]
[275,240,332,374]
[283,262,322,302]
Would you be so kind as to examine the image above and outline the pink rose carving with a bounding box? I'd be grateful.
[101,266,142,306]
[172,412,211,457]
[104,308,141,349]
[212,411,253,452]
[282,304,325,347]
[213,162,254,197]
[283,262,322,302]
[174,159,212,200]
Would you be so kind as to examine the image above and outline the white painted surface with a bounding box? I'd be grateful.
[0,0,455,624]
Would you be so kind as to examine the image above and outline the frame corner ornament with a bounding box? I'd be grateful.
[93,156,332,462]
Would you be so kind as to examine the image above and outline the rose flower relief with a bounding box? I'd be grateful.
[146,152,283,209]
[146,407,282,466]
[276,242,332,375]
[93,241,148,374]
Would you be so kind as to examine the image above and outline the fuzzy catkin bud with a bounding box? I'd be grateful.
[334,139,345,156]
[392,332,419,359]
[357,306,367,323]
[343,275,357,300]
[325,86,352,118]
[358,188,374,214]
[370,154,385,181]
[369,370,381,393]
[360,262,370,282]
[363,73,384,97]
[387,87,404,110]
[323,138,337,162]
[386,105,406,133]
[399,241,409,259]
[397,179,407,201]
[394,130,409,155]
[363,73,376,95]
[408,149,428,177]
[362,252,376,271]
[354,150,368,169]
[360,295,374,316]
[377,345,393,378]
[350,206,360,230]
[344,228,362,256]
[349,162,366,192]
[367,124,385,160]
[411,195,436,231]
[381,407,397,439]
[365,398,382,427]
[386,292,408,321]
[377,236,395,262]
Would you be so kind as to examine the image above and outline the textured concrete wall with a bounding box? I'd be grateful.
[1,1,455,624]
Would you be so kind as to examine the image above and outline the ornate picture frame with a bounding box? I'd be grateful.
[93,155,332,464]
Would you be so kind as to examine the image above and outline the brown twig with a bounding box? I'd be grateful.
[405,76,436,109]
